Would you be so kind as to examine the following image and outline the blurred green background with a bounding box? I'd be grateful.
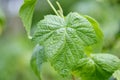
[0,0,120,80]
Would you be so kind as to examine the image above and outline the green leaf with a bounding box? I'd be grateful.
[84,15,104,53]
[73,54,120,80]
[113,70,120,80]
[19,0,37,37]
[30,45,47,80]
[33,12,97,76]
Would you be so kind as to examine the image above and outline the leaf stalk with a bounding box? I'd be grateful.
[47,0,64,18]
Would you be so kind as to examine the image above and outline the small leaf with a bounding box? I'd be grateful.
[30,45,47,80]
[73,54,120,80]
[19,0,37,37]
[33,12,97,76]
[84,15,104,53]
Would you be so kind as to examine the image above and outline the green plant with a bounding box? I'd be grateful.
[19,0,120,80]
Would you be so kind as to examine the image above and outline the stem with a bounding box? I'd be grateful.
[56,1,64,18]
[72,75,76,80]
[47,0,59,16]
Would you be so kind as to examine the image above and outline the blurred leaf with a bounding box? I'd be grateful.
[19,0,37,37]
[31,45,47,80]
[73,54,120,80]
[85,15,104,53]
[113,70,120,80]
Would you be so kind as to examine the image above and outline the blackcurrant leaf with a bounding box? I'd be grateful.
[19,0,37,37]
[33,12,97,76]
[84,15,104,53]
[30,45,47,80]
[73,54,120,80]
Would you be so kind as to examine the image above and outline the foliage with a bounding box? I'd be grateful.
[19,0,120,80]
